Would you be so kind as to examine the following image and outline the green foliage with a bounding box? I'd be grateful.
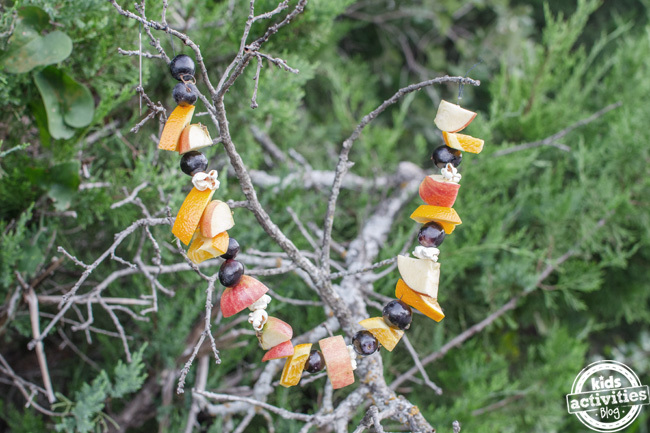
[1,0,649,432]
[53,345,147,433]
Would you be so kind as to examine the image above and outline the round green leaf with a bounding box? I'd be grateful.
[33,67,75,139]
[2,31,72,74]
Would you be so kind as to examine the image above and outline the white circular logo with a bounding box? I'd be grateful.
[566,360,649,432]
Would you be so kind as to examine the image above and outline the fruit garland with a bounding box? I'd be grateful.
[158,54,484,390]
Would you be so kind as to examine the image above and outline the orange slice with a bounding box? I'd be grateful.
[395,279,445,322]
[172,187,215,245]
[280,343,312,387]
[187,231,229,264]
[442,131,484,154]
[358,317,404,351]
[410,205,461,234]
[159,105,196,151]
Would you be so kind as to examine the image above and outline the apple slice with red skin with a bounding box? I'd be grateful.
[220,275,269,318]
[261,340,294,362]
[200,200,234,238]
[258,317,293,350]
[434,100,477,133]
[319,336,355,389]
[419,174,460,207]
[178,123,213,154]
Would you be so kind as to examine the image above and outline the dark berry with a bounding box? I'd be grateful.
[382,300,412,330]
[173,82,198,107]
[352,330,379,356]
[304,350,325,373]
[431,145,462,168]
[221,238,240,260]
[180,151,208,176]
[170,54,195,81]
[418,222,445,248]
[218,259,244,287]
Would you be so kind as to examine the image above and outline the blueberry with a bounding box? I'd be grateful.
[173,82,198,107]
[304,350,325,373]
[170,54,195,81]
[218,259,245,287]
[352,330,379,356]
[221,238,240,260]
[431,145,462,168]
[418,222,445,248]
[382,300,412,330]
[180,151,208,176]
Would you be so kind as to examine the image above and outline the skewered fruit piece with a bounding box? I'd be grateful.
[304,350,325,373]
[221,238,240,260]
[358,317,404,351]
[352,330,379,355]
[261,340,294,362]
[178,124,212,154]
[170,54,195,81]
[200,200,234,238]
[218,259,244,287]
[442,131,484,154]
[431,145,462,168]
[172,187,215,245]
[280,343,312,387]
[382,300,412,330]
[434,99,477,132]
[395,279,445,322]
[410,205,462,234]
[258,317,293,350]
[220,275,269,317]
[319,336,355,389]
[187,231,229,264]
[419,175,460,208]
[418,221,446,248]
[180,151,208,176]
[173,82,199,107]
[397,255,440,298]
[159,105,195,151]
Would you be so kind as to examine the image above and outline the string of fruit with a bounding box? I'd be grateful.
[157,54,484,390]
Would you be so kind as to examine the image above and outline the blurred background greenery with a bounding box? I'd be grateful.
[0,0,649,431]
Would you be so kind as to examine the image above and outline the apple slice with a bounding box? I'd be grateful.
[198,231,229,256]
[397,255,440,298]
[187,231,229,264]
[280,343,312,387]
[178,123,213,154]
[442,131,484,154]
[410,205,462,234]
[434,100,477,133]
[419,174,460,207]
[172,187,215,245]
[319,336,355,389]
[220,275,269,318]
[395,279,445,322]
[199,200,234,238]
[358,317,404,351]
[258,316,293,350]
[262,340,294,362]
[159,105,195,151]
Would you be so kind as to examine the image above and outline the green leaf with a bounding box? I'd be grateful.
[47,161,80,211]
[2,31,72,74]
[33,67,75,139]
[34,67,95,138]
[60,72,95,128]
[18,6,50,32]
